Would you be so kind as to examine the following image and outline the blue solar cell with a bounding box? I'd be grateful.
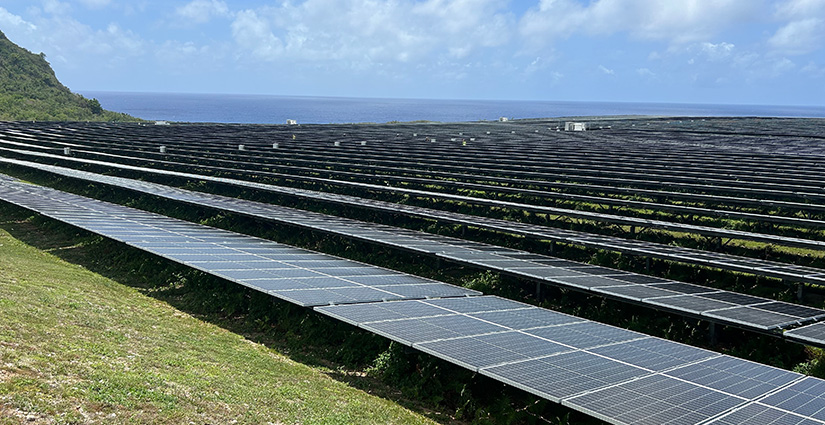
[362,314,508,346]
[526,321,644,349]
[593,284,682,301]
[508,267,586,279]
[647,294,736,313]
[470,308,583,330]
[344,275,435,285]
[565,374,744,425]
[482,351,649,402]
[377,283,479,298]
[550,275,633,289]
[759,377,825,421]
[416,331,572,371]
[666,356,802,399]
[785,322,825,346]
[706,403,822,425]
[589,337,717,372]
[704,307,800,330]
[315,300,452,325]
[423,296,527,313]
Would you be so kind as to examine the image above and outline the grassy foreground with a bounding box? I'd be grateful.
[0,217,438,424]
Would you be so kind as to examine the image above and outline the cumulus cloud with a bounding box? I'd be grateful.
[42,0,72,16]
[176,0,230,24]
[519,0,761,48]
[699,42,735,61]
[769,18,825,55]
[231,9,284,60]
[801,61,825,78]
[77,0,111,9]
[768,0,825,55]
[229,0,514,68]
[0,7,37,33]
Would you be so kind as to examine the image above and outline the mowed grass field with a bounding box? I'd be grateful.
[0,214,440,425]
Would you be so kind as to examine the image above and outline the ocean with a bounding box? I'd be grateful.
[81,91,825,124]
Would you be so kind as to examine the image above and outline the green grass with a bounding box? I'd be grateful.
[0,219,439,424]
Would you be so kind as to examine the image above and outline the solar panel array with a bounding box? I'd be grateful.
[3,118,825,424]
[5,133,825,250]
[2,175,825,425]
[4,156,824,343]
[3,147,825,292]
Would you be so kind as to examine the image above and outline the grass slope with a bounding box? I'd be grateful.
[0,216,437,424]
[0,31,138,122]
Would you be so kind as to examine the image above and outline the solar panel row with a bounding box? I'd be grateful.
[0,177,479,306]
[4,131,825,251]
[2,148,824,292]
[11,128,822,230]
[6,120,825,209]
[4,157,823,342]
[14,138,825,251]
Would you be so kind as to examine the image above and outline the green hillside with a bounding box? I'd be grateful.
[0,30,138,122]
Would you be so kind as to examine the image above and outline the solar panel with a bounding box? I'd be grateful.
[317,299,452,325]
[550,275,636,289]
[649,282,720,295]
[481,351,650,402]
[665,356,802,399]
[416,331,572,371]
[701,291,772,305]
[704,307,801,330]
[647,294,737,314]
[470,308,584,330]
[706,403,822,425]
[525,321,644,349]
[361,314,508,346]
[757,302,825,320]
[422,295,528,313]
[272,287,401,307]
[757,377,825,421]
[564,374,745,425]
[785,322,825,346]
[592,284,683,301]
[588,337,718,372]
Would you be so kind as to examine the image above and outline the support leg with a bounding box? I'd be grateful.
[708,322,718,347]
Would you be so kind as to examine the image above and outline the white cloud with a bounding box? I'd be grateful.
[598,64,615,75]
[231,9,284,60]
[699,42,735,61]
[519,0,761,48]
[228,0,514,70]
[769,18,825,55]
[77,0,111,9]
[801,61,825,77]
[176,0,230,24]
[768,0,825,55]
[42,0,72,16]
[774,0,825,18]
[636,67,655,77]
[0,7,37,32]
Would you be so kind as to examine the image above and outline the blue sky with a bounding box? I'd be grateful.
[1,0,823,105]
